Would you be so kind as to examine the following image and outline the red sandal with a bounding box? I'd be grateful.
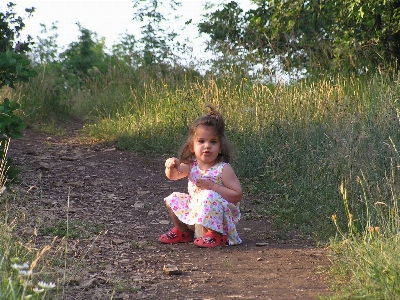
[159,227,194,244]
[193,231,227,248]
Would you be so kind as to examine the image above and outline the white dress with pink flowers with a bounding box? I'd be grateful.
[164,160,242,245]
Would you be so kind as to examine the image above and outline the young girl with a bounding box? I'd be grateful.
[159,106,242,248]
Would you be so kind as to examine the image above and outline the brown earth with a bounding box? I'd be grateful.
[8,127,333,300]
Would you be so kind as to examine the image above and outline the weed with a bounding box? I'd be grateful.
[41,220,105,239]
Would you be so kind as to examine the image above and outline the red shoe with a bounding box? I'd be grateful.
[159,227,194,244]
[193,231,227,248]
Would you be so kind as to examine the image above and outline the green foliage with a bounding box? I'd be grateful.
[0,98,26,139]
[59,23,109,80]
[199,0,400,75]
[0,2,38,93]
[0,2,35,53]
[0,2,37,188]
[112,32,139,67]
[327,165,400,299]
[0,98,26,188]
[199,1,244,51]
[327,235,400,299]
[0,50,38,90]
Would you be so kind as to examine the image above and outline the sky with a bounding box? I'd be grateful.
[5,0,255,58]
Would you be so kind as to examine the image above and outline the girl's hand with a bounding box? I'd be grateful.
[195,178,214,190]
[165,157,181,172]
[165,157,189,180]
[197,165,242,204]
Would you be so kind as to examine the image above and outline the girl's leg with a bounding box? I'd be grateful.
[205,227,222,236]
[159,202,194,244]
[166,202,194,232]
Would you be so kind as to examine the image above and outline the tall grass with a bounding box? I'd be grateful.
[0,139,57,299]
[326,158,400,299]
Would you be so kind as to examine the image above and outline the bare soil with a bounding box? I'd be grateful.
[8,127,332,300]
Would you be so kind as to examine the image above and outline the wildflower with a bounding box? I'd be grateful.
[37,281,56,289]
[33,287,45,293]
[19,270,33,276]
[11,262,29,270]
[331,214,337,222]
[183,107,187,111]
[367,226,380,234]
[164,84,168,88]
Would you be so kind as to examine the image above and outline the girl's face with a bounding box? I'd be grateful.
[190,125,221,168]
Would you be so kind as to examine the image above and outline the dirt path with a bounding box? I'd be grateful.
[8,128,331,300]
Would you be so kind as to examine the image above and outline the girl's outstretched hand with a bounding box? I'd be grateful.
[165,157,188,180]
[165,157,181,172]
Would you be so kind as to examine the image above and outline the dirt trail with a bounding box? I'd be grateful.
[8,128,331,299]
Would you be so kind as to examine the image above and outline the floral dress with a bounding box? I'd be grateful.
[164,160,242,245]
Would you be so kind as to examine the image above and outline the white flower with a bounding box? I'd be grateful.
[37,281,56,289]
[11,262,29,270]
[33,287,45,293]
[18,270,33,276]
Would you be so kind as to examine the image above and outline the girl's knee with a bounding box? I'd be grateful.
[165,201,173,212]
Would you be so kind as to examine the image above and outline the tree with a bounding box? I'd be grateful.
[31,22,60,64]
[59,23,109,80]
[0,2,34,53]
[199,0,400,75]
[112,32,139,67]
[132,0,182,66]
[198,1,258,79]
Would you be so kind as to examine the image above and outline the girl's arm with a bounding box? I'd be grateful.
[196,164,242,204]
[165,157,190,180]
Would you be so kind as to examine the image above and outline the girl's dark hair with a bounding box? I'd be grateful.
[179,105,232,163]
